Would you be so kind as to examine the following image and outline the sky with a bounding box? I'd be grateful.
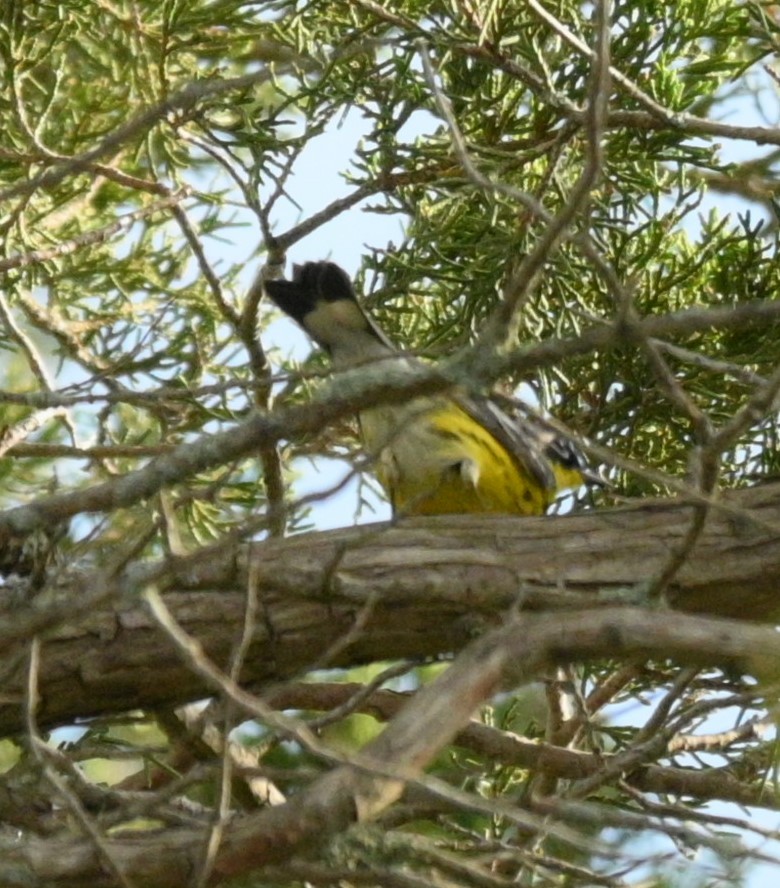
[249,88,780,886]
[260,107,421,527]
[44,54,780,885]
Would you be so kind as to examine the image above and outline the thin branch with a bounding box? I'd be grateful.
[5,294,780,540]
[0,408,68,459]
[651,339,767,388]
[168,203,240,327]
[711,358,780,455]
[669,714,772,753]
[307,662,417,730]
[6,441,173,458]
[0,377,261,409]
[456,37,780,147]
[526,0,677,126]
[415,34,628,367]
[25,639,136,888]
[0,289,79,445]
[0,190,191,272]
[566,667,698,799]
[0,72,276,205]
[192,541,270,887]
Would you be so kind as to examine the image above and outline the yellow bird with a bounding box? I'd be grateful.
[265,261,598,517]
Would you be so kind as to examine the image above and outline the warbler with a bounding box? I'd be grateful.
[265,261,597,516]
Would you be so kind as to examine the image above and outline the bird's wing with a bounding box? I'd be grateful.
[454,393,559,492]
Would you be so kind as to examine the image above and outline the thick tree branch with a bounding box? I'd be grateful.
[3,483,780,735]
[4,604,780,887]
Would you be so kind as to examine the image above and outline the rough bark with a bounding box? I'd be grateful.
[1,483,779,735]
[4,607,780,887]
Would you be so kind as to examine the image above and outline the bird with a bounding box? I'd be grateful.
[265,261,599,517]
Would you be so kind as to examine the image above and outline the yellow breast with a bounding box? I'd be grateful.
[359,400,557,517]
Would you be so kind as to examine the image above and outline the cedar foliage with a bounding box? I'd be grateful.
[2,1,780,885]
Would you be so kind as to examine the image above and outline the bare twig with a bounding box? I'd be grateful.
[0,408,68,459]
[651,339,767,388]
[566,668,698,799]
[669,714,771,753]
[193,540,269,887]
[307,662,417,730]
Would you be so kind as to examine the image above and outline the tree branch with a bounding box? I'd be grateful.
[5,602,780,887]
[4,483,780,735]
[4,294,780,543]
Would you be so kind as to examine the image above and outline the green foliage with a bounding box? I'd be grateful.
[2,0,780,886]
